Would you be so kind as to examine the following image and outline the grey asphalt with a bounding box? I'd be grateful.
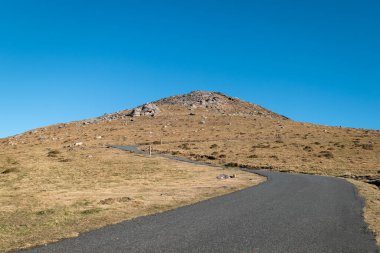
[17,146,378,253]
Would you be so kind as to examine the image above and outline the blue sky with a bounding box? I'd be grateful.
[0,0,379,137]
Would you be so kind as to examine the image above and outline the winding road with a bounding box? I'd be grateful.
[17,146,378,253]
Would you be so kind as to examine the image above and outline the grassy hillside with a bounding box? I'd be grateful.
[0,91,379,250]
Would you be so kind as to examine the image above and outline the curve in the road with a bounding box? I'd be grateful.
[16,145,378,253]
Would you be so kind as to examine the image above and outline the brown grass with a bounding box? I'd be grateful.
[348,179,380,245]
[0,144,263,252]
[1,102,379,249]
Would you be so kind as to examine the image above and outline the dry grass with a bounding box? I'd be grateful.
[1,102,379,249]
[134,106,379,179]
[348,179,380,245]
[0,144,263,252]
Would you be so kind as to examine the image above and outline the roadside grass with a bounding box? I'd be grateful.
[348,179,380,245]
[0,146,263,252]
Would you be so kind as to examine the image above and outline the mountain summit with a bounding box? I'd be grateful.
[154,91,236,107]
[92,91,288,122]
[133,91,288,119]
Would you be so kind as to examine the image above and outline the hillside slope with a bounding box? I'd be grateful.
[0,90,379,249]
[2,90,379,183]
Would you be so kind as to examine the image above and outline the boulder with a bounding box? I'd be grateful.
[216,174,230,180]
[129,103,161,117]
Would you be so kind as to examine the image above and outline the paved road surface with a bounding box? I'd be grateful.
[17,146,378,253]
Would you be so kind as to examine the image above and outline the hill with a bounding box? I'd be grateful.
[55,90,377,181]
[0,90,379,250]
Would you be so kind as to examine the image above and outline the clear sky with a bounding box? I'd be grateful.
[0,0,379,138]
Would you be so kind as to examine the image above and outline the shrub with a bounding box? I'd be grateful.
[361,143,374,150]
[317,151,334,159]
[206,155,216,160]
[269,155,279,160]
[47,150,60,157]
[303,146,313,152]
[252,143,270,148]
[178,143,190,150]
[1,167,18,174]
[225,162,240,167]
[58,158,72,163]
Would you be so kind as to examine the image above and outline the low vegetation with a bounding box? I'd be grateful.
[1,91,379,248]
[348,179,380,244]
[0,145,263,252]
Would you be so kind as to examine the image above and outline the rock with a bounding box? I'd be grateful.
[129,103,161,117]
[96,136,102,139]
[75,142,83,146]
[200,120,206,124]
[216,174,231,180]
[38,136,46,141]
[131,107,142,117]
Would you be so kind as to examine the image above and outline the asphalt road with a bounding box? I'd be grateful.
[17,146,378,253]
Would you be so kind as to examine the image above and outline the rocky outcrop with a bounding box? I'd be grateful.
[155,91,232,108]
[76,103,161,125]
[129,103,161,117]
[75,90,288,125]
[154,91,289,120]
